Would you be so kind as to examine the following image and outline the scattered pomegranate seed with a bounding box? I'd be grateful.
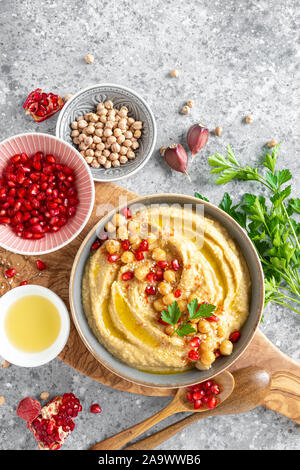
[122,207,132,219]
[194,399,203,410]
[121,271,134,281]
[90,403,102,414]
[207,396,217,409]
[206,314,219,322]
[121,239,131,251]
[229,331,241,343]
[157,260,168,270]
[146,272,157,283]
[145,285,157,296]
[23,88,64,122]
[189,336,201,348]
[107,254,119,263]
[36,260,46,271]
[174,289,181,298]
[188,349,199,361]
[139,239,149,251]
[171,258,180,271]
[5,268,17,278]
[134,250,144,261]
[19,281,28,286]
[91,239,102,250]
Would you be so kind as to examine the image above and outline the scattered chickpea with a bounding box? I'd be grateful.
[267,139,277,148]
[0,396,5,406]
[1,360,10,368]
[85,53,95,64]
[215,126,223,136]
[170,68,179,78]
[181,105,190,115]
[187,100,194,108]
[245,114,253,124]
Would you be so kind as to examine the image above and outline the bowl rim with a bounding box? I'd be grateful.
[69,193,265,389]
[55,82,157,183]
[0,131,95,255]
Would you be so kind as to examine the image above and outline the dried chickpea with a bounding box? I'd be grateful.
[104,128,113,137]
[117,135,125,145]
[73,137,80,145]
[104,100,113,109]
[96,142,105,151]
[103,149,110,158]
[158,281,172,295]
[162,293,176,306]
[219,339,233,356]
[98,156,107,165]
[106,239,121,254]
[91,159,100,168]
[245,114,253,124]
[153,299,165,312]
[124,131,133,139]
[109,152,119,161]
[120,146,128,155]
[95,151,102,158]
[123,139,132,148]
[78,120,88,129]
[93,135,102,144]
[97,103,105,112]
[127,150,136,159]
[71,121,78,130]
[105,120,115,129]
[133,130,142,139]
[134,265,149,281]
[111,143,121,153]
[267,139,276,148]
[100,115,107,123]
[152,248,166,261]
[181,105,190,115]
[163,270,176,283]
[95,122,104,128]
[71,130,79,137]
[112,159,121,168]
[85,156,93,164]
[86,125,95,135]
[86,149,94,157]
[127,117,135,125]
[118,109,127,118]
[84,136,93,146]
[104,160,112,169]
[114,128,122,137]
[131,141,139,150]
[95,129,103,137]
[121,250,134,263]
[79,143,88,151]
[187,100,194,108]
[132,121,142,130]
[119,156,128,164]
[215,126,223,136]
[99,108,108,115]
[85,53,94,64]
[170,68,179,78]
[107,136,117,146]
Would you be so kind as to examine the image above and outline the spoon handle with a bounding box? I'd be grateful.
[123,410,212,450]
[89,398,180,450]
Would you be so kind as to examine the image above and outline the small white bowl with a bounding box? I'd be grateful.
[0,285,70,367]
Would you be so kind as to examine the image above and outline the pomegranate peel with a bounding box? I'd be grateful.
[17,397,41,423]
[23,88,64,122]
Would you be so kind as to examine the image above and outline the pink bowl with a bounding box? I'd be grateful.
[0,133,95,255]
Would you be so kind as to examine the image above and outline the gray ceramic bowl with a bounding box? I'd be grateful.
[69,194,264,389]
[56,84,156,182]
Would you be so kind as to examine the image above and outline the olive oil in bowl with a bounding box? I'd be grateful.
[5,295,61,353]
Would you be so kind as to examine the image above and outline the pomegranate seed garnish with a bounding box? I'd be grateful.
[135,250,144,261]
[122,207,132,219]
[90,404,102,414]
[145,285,157,296]
[188,350,199,361]
[107,254,119,263]
[146,271,157,283]
[91,239,102,250]
[157,260,168,270]
[156,268,164,281]
[229,331,241,343]
[121,271,134,281]
[207,396,218,409]
[5,268,17,278]
[174,289,181,298]
[214,349,221,359]
[189,336,201,348]
[171,258,180,271]
[36,260,46,271]
[19,281,28,286]
[206,314,219,322]
[121,239,131,251]
[139,240,149,251]
[194,399,203,410]
[210,384,220,395]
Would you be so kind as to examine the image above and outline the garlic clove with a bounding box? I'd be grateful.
[164,143,190,181]
[187,123,209,160]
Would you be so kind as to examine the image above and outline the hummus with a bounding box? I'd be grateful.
[82,205,251,372]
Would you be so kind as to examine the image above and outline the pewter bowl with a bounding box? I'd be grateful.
[56,84,157,182]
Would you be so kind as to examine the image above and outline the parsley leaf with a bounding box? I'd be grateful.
[175,323,197,337]
[161,302,182,326]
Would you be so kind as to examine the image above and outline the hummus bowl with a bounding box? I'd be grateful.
[70,194,264,388]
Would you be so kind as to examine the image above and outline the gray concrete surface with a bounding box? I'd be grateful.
[0,0,299,450]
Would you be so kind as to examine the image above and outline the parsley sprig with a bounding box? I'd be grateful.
[161,298,216,337]
[196,143,300,315]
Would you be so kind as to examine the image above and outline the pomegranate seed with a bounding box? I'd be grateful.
[19,281,28,286]
[135,250,144,261]
[189,336,201,348]
[139,240,149,251]
[229,331,241,343]
[192,390,205,400]
[5,268,17,278]
[203,380,213,391]
[210,384,220,395]
[171,258,180,271]
[207,396,217,409]
[188,350,199,361]
[206,314,219,322]
[214,349,221,358]
[91,239,102,250]
[174,289,181,298]
[145,285,157,296]
[157,260,168,270]
[90,404,102,414]
[36,260,46,270]
[121,239,131,251]
[194,399,203,410]
[156,268,164,281]
[186,391,194,403]
[0,216,11,224]
[202,396,209,404]
[121,271,134,281]
[146,272,157,283]
[122,207,132,219]
[107,254,119,263]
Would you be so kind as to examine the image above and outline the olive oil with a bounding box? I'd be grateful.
[5,295,61,353]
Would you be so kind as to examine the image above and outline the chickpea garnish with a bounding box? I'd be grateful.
[158,281,172,295]
[152,248,167,261]
[219,339,233,356]
[135,265,149,281]
[163,270,176,283]
[85,53,95,64]
[200,351,216,366]
[106,239,121,254]
[153,299,165,312]
[121,251,135,264]
[162,293,176,305]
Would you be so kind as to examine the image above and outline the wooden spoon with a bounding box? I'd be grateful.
[124,366,271,450]
[89,370,234,450]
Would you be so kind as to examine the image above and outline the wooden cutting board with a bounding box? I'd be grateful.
[1,183,299,424]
